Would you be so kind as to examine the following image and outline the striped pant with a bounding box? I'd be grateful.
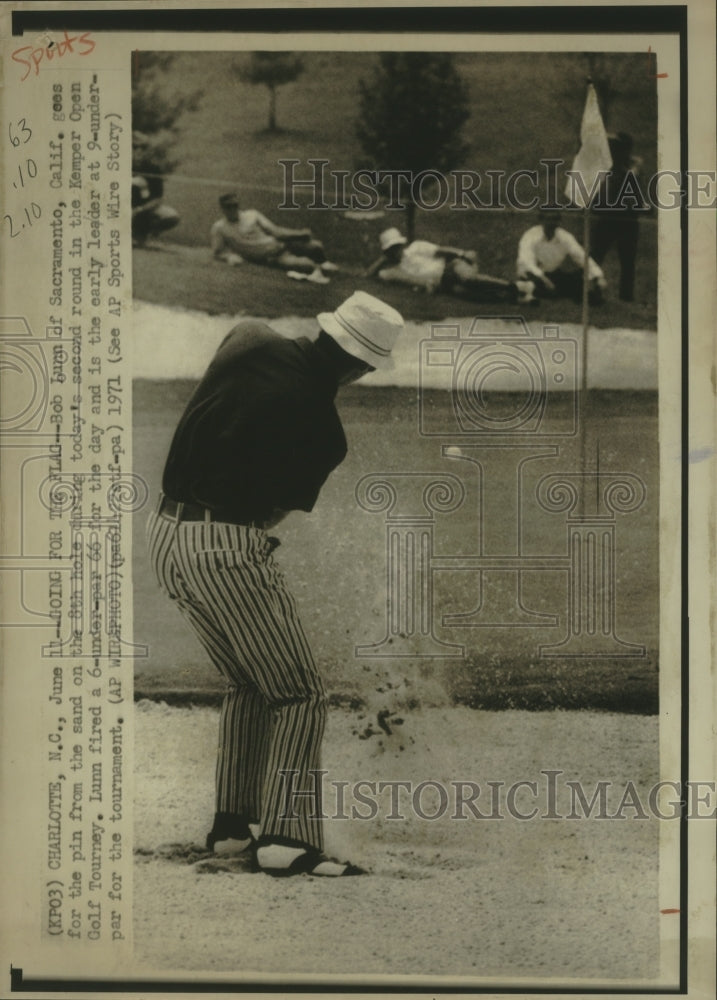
[146,505,327,850]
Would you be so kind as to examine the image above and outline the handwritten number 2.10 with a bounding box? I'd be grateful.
[8,118,32,147]
[4,203,42,237]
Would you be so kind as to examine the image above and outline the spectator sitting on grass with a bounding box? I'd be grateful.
[516,209,606,304]
[131,131,180,248]
[210,192,338,284]
[366,228,534,303]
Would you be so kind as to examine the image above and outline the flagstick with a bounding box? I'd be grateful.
[569,77,611,519]
[580,207,591,517]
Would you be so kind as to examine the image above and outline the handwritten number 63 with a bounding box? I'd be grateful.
[8,118,32,147]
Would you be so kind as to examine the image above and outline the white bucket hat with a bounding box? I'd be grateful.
[317,291,404,371]
[379,227,408,252]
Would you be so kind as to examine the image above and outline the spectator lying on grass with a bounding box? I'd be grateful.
[366,227,535,303]
[210,191,338,284]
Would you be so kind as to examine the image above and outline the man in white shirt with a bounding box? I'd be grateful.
[210,192,337,283]
[516,210,606,303]
[368,228,533,303]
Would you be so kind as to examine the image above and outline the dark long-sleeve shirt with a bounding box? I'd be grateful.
[162,321,347,523]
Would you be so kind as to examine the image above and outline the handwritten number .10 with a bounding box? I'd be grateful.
[14,158,37,188]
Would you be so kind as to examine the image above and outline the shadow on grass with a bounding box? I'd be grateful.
[135,655,659,714]
[448,653,659,714]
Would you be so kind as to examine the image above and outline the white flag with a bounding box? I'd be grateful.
[565,83,612,208]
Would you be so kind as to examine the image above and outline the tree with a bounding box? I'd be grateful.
[356,53,471,240]
[131,53,203,174]
[236,52,305,132]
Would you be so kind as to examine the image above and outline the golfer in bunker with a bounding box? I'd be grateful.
[147,291,404,877]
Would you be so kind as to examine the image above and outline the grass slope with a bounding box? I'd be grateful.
[134,50,657,326]
[133,228,657,330]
